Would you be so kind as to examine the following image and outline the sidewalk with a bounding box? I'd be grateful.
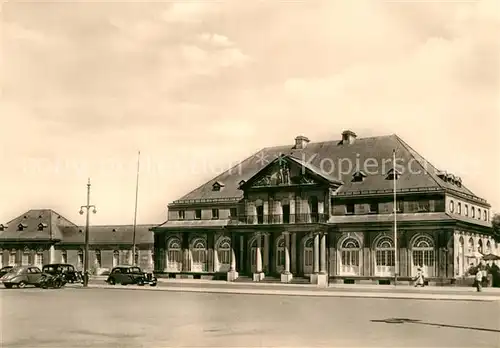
[86,277,500,302]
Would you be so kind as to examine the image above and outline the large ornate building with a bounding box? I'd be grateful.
[0,209,154,273]
[152,131,496,285]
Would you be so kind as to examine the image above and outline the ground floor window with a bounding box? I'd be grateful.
[411,235,435,277]
[22,251,30,265]
[61,250,67,264]
[9,250,16,266]
[35,252,43,267]
[113,250,119,267]
[95,249,102,268]
[167,238,182,272]
[77,249,84,269]
[340,238,360,275]
[375,237,395,276]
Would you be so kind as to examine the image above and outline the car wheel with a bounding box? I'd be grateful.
[108,278,115,285]
[4,284,13,289]
[150,282,157,287]
[18,281,27,288]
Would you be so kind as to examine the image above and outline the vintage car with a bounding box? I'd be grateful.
[42,263,82,283]
[106,266,157,286]
[0,266,43,288]
[0,266,14,278]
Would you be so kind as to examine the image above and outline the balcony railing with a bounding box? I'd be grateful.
[229,213,329,225]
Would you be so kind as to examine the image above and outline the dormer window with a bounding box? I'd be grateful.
[386,168,401,180]
[352,171,367,182]
[0,224,6,231]
[37,223,47,231]
[17,223,27,231]
[238,180,246,188]
[212,181,224,191]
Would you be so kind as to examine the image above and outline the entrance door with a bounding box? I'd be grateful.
[276,237,285,273]
[303,237,313,275]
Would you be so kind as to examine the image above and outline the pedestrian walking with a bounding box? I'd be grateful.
[414,267,425,287]
[474,269,483,292]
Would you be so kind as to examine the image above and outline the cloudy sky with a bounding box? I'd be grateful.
[0,0,499,225]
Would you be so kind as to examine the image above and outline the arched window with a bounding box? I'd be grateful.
[61,250,68,264]
[411,235,435,277]
[478,239,483,253]
[340,238,360,275]
[167,238,182,272]
[486,240,492,254]
[375,236,395,276]
[276,236,285,268]
[250,238,258,268]
[191,238,207,272]
[113,250,119,267]
[94,249,101,268]
[467,238,474,255]
[9,250,16,266]
[77,249,84,269]
[217,238,231,265]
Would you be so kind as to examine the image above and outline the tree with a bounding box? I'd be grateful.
[492,213,500,243]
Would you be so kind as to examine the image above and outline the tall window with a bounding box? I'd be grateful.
[340,238,360,275]
[375,236,395,276]
[95,249,102,268]
[250,238,257,266]
[22,249,30,265]
[309,196,319,222]
[477,208,481,219]
[465,205,469,216]
[61,250,68,264]
[113,250,119,267]
[472,207,475,218]
[212,209,219,220]
[217,238,231,265]
[276,237,285,267]
[486,241,492,254]
[449,200,454,213]
[167,238,182,271]
[35,252,43,267]
[467,238,474,255]
[478,239,483,253]
[134,251,139,265]
[256,205,264,224]
[304,238,313,267]
[457,202,461,214]
[178,210,185,220]
[77,249,84,269]
[458,237,465,276]
[195,209,201,220]
[9,250,16,266]
[192,239,207,264]
[411,235,435,277]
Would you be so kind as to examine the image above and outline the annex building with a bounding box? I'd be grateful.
[152,130,496,285]
[0,209,154,274]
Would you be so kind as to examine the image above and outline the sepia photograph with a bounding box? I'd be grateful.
[0,0,499,347]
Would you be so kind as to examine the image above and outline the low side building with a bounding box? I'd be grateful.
[0,209,154,274]
[152,131,496,285]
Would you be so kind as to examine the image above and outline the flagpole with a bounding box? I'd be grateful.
[132,150,140,266]
[393,149,398,286]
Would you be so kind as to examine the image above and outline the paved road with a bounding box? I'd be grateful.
[1,287,499,347]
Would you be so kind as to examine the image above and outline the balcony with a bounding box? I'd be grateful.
[229,213,329,225]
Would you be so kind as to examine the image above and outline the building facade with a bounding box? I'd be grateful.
[0,209,154,274]
[152,131,496,285]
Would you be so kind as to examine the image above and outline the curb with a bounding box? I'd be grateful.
[76,284,500,302]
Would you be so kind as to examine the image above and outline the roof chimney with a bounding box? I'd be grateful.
[341,130,357,145]
[294,135,310,149]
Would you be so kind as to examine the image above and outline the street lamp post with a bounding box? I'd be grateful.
[79,177,97,287]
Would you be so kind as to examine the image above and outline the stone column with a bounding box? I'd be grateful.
[320,233,327,274]
[253,233,264,281]
[239,235,244,273]
[281,232,293,283]
[291,232,297,274]
[49,245,55,264]
[313,233,320,274]
[264,233,269,273]
[227,233,239,281]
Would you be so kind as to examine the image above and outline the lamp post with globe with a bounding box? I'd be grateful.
[79,178,97,287]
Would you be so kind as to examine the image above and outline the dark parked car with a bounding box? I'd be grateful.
[0,266,43,288]
[0,266,14,278]
[42,263,82,283]
[106,266,157,286]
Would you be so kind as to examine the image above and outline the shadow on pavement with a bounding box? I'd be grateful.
[371,318,500,333]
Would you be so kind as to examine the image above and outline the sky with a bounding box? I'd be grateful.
[0,0,499,225]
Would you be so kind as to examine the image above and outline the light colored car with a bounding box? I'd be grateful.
[0,266,43,288]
